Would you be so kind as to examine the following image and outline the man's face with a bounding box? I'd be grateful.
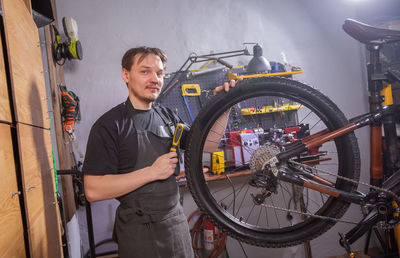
[122,53,165,104]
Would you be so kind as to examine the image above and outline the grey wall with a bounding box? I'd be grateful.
[54,0,387,257]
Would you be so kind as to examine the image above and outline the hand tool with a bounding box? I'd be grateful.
[170,123,186,176]
[170,123,185,152]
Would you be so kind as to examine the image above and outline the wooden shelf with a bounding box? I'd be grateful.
[204,170,252,181]
[177,169,252,185]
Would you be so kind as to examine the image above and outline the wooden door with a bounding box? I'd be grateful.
[1,0,62,256]
[0,13,25,258]
[0,124,26,257]
[0,17,11,123]
[1,0,49,129]
[17,123,61,258]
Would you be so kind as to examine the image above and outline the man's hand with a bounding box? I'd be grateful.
[150,152,178,180]
[213,78,243,96]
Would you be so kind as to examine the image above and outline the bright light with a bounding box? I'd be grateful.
[341,0,372,6]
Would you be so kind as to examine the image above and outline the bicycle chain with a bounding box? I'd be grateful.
[259,160,400,227]
[288,160,400,200]
[260,203,358,224]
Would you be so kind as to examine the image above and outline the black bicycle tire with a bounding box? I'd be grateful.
[184,77,361,247]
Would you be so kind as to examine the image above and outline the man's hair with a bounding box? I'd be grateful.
[121,46,167,71]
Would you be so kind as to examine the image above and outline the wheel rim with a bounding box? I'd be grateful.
[185,78,359,246]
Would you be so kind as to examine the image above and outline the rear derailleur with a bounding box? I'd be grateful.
[249,169,278,205]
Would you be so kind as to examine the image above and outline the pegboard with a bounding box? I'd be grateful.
[156,61,298,132]
[157,67,238,124]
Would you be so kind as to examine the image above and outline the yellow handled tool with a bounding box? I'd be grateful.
[170,123,185,152]
[182,84,201,96]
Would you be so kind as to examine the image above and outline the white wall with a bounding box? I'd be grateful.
[54,0,391,257]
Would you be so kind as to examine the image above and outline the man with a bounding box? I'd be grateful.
[83,46,236,257]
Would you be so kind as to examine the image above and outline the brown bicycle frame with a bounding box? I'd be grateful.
[275,104,400,204]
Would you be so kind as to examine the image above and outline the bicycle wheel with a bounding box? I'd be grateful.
[184,77,360,247]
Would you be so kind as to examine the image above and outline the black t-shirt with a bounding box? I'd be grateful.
[82,99,181,175]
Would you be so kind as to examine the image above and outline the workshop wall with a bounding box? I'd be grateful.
[54,0,383,257]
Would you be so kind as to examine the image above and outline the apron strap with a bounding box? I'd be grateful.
[153,105,176,136]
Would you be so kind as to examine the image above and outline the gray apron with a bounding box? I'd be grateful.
[113,117,194,258]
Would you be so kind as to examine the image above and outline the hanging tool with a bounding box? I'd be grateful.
[60,85,81,140]
[182,95,195,122]
[182,84,201,96]
[231,106,240,130]
[52,17,83,65]
[181,84,196,122]
[182,84,204,110]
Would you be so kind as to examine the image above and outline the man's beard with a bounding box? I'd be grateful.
[131,89,159,103]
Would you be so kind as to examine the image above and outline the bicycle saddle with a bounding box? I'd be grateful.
[343,19,400,45]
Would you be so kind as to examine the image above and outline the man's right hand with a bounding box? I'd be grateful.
[150,152,178,180]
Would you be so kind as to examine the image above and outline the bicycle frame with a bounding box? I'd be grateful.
[273,20,400,251]
[269,87,400,252]
[276,103,400,205]
[276,19,400,206]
